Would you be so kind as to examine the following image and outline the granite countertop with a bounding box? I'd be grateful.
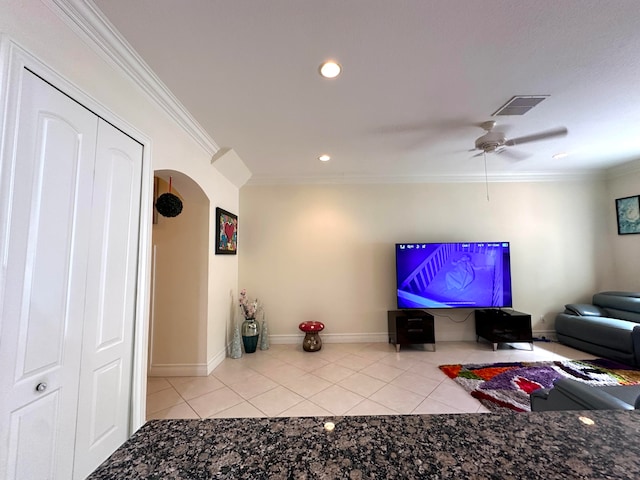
[88,410,640,479]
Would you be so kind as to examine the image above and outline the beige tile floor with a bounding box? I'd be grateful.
[146,340,596,420]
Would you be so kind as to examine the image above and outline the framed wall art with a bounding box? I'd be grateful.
[215,207,238,254]
[615,195,640,235]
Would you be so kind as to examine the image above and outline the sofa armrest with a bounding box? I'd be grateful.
[529,388,551,411]
[564,303,608,316]
[547,378,634,411]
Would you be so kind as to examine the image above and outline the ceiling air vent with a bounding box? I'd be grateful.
[492,95,549,116]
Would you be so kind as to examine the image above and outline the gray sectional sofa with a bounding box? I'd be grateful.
[531,377,640,411]
[555,291,640,367]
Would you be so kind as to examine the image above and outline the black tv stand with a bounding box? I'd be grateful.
[474,308,533,351]
[388,310,435,352]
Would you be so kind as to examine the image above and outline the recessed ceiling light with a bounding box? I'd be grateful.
[319,61,341,79]
[318,154,331,162]
[552,152,569,159]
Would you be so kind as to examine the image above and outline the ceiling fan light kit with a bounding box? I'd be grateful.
[472,121,568,155]
[475,121,507,153]
[468,111,568,202]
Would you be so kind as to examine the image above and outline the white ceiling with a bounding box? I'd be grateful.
[91,0,640,184]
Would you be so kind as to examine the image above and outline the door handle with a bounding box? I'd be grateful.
[35,382,47,393]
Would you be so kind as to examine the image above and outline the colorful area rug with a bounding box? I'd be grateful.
[439,359,640,412]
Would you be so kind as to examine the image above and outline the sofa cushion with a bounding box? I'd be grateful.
[593,292,640,323]
[555,314,635,353]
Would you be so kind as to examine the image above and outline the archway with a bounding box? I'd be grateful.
[149,170,210,376]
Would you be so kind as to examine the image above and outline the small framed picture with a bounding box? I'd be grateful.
[615,195,640,235]
[215,207,238,254]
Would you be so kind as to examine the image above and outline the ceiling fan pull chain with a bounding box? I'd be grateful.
[484,152,490,202]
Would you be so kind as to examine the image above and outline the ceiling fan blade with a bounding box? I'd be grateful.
[504,127,568,146]
[497,147,530,161]
[371,117,478,135]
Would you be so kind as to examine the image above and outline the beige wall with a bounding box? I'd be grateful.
[606,166,640,291]
[240,179,613,342]
[150,176,209,373]
[1,1,239,371]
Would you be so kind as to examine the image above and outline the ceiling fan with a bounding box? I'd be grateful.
[470,120,568,201]
[471,120,568,159]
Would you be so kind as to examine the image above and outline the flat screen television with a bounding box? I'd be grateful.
[395,242,513,309]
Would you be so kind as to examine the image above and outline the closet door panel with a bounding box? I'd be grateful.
[73,119,143,479]
[7,392,61,480]
[0,69,98,480]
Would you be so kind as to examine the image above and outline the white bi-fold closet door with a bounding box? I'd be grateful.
[0,68,143,479]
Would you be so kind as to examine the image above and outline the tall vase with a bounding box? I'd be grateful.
[230,321,243,359]
[242,317,259,353]
[260,314,270,350]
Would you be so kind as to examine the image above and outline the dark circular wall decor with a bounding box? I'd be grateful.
[155,192,183,217]
[155,176,183,217]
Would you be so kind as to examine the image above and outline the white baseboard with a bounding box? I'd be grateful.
[152,330,559,376]
[148,362,209,377]
[269,333,388,345]
[207,348,227,375]
[532,329,557,341]
[268,331,558,345]
[148,348,228,377]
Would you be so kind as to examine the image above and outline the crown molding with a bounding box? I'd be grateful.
[245,170,605,186]
[605,157,640,179]
[45,0,218,156]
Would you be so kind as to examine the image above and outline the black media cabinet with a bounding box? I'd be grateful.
[474,308,533,351]
[388,310,435,352]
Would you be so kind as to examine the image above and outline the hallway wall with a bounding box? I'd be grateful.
[150,175,210,375]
